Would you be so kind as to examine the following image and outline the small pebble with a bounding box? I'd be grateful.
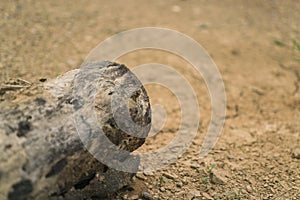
[141,191,153,200]
[246,185,252,193]
[209,172,226,185]
[292,148,300,159]
[136,173,147,181]
[163,172,178,180]
[202,192,213,200]
[190,164,200,169]
[143,172,154,176]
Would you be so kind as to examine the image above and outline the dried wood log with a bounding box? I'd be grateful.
[0,61,151,200]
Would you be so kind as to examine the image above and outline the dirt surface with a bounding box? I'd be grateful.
[1,0,300,199]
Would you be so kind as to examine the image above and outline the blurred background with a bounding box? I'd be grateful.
[1,0,299,199]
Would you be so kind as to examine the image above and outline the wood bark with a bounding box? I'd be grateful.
[0,61,151,200]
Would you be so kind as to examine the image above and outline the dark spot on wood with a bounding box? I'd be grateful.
[131,89,141,101]
[35,97,46,106]
[107,64,129,78]
[107,118,117,129]
[7,179,33,200]
[74,172,96,189]
[21,159,30,172]
[0,170,3,180]
[144,108,151,124]
[103,165,108,173]
[4,144,12,150]
[72,98,84,111]
[65,97,73,104]
[17,121,31,137]
[108,91,114,95]
[45,158,68,178]
[39,78,47,82]
[130,107,138,122]
[45,109,54,117]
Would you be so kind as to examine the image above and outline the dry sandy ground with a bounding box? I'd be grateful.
[1,0,300,199]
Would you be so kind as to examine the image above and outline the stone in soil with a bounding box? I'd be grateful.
[141,191,153,200]
[246,185,253,193]
[291,148,300,159]
[202,192,213,200]
[162,172,178,180]
[209,171,227,185]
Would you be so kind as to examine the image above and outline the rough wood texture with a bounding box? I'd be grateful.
[0,61,151,200]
